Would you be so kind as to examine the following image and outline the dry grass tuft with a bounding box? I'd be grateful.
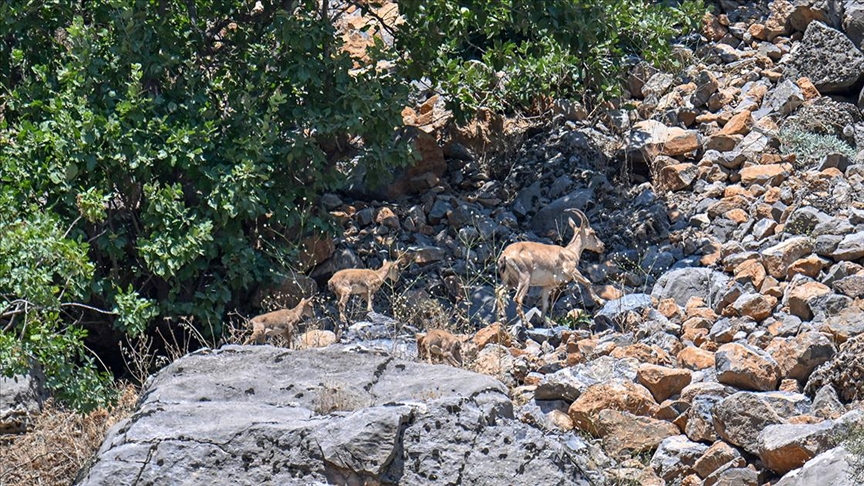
[0,385,139,486]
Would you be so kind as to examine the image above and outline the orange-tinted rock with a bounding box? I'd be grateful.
[739,163,789,186]
[786,254,824,280]
[730,293,777,322]
[677,346,716,370]
[719,110,753,136]
[715,343,781,391]
[796,77,820,100]
[473,322,512,349]
[596,409,680,458]
[693,441,744,479]
[733,259,767,289]
[638,364,693,402]
[568,380,659,434]
[787,280,831,320]
[763,237,814,279]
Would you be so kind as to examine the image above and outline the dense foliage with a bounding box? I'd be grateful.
[397,0,705,119]
[0,0,703,410]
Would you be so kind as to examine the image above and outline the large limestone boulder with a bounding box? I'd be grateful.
[712,391,812,455]
[715,342,782,391]
[76,346,592,485]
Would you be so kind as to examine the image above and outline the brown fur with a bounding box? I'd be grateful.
[416,329,463,367]
[245,297,315,346]
[497,209,605,326]
[327,256,406,323]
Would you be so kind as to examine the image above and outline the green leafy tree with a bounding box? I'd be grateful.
[0,0,412,410]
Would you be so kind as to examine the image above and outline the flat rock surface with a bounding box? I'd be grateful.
[75,345,591,485]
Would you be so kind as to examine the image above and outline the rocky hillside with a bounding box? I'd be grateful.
[62,0,864,484]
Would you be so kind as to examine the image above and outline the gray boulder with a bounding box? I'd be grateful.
[845,0,864,48]
[0,368,48,434]
[784,21,864,94]
[76,346,592,485]
[775,446,857,485]
[651,267,731,309]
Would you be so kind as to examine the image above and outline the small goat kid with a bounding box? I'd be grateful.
[416,329,463,367]
[328,257,403,323]
[497,209,605,326]
[245,297,315,346]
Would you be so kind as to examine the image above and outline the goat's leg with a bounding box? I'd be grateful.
[337,293,350,323]
[514,278,532,328]
[540,286,553,320]
[245,322,265,345]
[571,272,606,306]
[365,291,375,313]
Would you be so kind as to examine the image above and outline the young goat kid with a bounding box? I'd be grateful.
[328,256,404,323]
[245,297,315,347]
[416,329,463,367]
[497,209,605,326]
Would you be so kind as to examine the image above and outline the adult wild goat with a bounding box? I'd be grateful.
[497,209,605,326]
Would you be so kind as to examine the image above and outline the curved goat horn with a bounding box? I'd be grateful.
[565,208,589,230]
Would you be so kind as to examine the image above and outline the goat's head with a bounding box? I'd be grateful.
[381,259,401,281]
[566,209,605,253]
[298,297,315,318]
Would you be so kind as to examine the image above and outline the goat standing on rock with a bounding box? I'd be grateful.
[328,255,406,323]
[245,297,315,346]
[497,209,606,326]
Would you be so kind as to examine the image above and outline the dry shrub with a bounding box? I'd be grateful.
[0,385,139,486]
[312,382,369,415]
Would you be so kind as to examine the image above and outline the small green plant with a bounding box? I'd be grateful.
[843,422,864,483]
[777,126,857,168]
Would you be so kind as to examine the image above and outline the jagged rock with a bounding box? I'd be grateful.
[595,409,679,458]
[806,333,864,402]
[518,399,574,432]
[649,435,709,482]
[677,346,716,370]
[845,0,864,48]
[785,279,832,320]
[473,344,518,386]
[686,394,723,443]
[766,332,836,382]
[831,231,864,260]
[712,391,812,454]
[652,267,731,309]
[729,292,777,321]
[637,363,692,402]
[536,356,640,402]
[811,384,847,419]
[820,307,864,343]
[759,79,804,116]
[530,188,594,237]
[693,441,744,479]
[774,445,856,486]
[568,379,659,434]
[762,237,814,279]
[593,293,653,331]
[627,120,700,163]
[758,421,836,474]
[784,21,864,94]
[786,206,831,235]
[77,346,595,485]
[834,275,864,298]
[788,0,843,31]
[715,342,782,391]
[704,466,759,486]
[739,163,789,186]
